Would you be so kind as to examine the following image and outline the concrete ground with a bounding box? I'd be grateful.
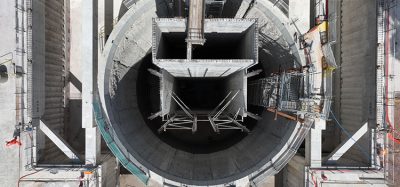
[0,0,22,186]
[120,174,150,187]
[119,174,274,187]
[256,176,275,187]
[387,1,400,186]
[388,98,400,187]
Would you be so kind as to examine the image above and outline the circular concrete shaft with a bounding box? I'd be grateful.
[98,0,309,185]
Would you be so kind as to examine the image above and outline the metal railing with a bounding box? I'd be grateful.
[24,0,35,169]
[26,0,33,119]
[14,0,27,128]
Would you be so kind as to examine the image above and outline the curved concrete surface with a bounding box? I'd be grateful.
[98,0,309,185]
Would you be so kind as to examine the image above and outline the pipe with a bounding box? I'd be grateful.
[18,169,44,187]
[35,164,96,169]
[266,108,302,122]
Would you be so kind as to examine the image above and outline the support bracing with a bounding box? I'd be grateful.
[208,90,249,133]
[148,111,162,120]
[151,90,249,134]
[39,120,81,162]
[157,92,197,133]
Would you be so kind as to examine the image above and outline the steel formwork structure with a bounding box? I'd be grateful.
[248,70,310,115]
[153,87,250,133]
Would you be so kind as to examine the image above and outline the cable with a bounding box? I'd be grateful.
[17,169,43,187]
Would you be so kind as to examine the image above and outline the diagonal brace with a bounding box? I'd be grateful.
[39,120,81,162]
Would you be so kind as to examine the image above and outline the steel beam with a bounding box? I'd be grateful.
[148,111,162,120]
[213,90,240,119]
[306,120,325,167]
[208,116,219,133]
[82,0,100,165]
[192,115,197,133]
[171,93,193,118]
[227,116,250,133]
[158,115,176,133]
[326,122,368,164]
[267,108,300,122]
[148,68,162,77]
[39,120,81,162]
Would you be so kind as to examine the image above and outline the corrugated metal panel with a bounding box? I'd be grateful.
[339,0,376,164]
[41,0,67,162]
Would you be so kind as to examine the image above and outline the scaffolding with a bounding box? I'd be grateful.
[248,71,307,115]
[248,75,279,109]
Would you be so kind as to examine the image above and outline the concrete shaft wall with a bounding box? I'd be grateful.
[152,18,257,77]
[282,155,306,187]
[40,0,68,162]
[98,0,309,185]
[339,0,376,165]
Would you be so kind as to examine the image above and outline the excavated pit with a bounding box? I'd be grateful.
[99,0,305,185]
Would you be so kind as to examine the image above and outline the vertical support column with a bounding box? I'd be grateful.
[98,0,104,51]
[187,43,192,60]
[305,119,326,167]
[113,0,123,23]
[234,0,251,18]
[98,0,113,49]
[82,0,100,166]
[85,127,101,165]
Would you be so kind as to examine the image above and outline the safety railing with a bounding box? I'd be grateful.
[26,0,33,119]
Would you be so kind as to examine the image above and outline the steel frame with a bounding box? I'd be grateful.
[208,90,249,133]
[154,90,250,134]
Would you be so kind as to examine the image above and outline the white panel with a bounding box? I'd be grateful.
[40,121,80,161]
[326,122,368,163]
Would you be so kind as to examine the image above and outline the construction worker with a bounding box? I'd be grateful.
[5,137,21,147]
[5,124,22,147]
